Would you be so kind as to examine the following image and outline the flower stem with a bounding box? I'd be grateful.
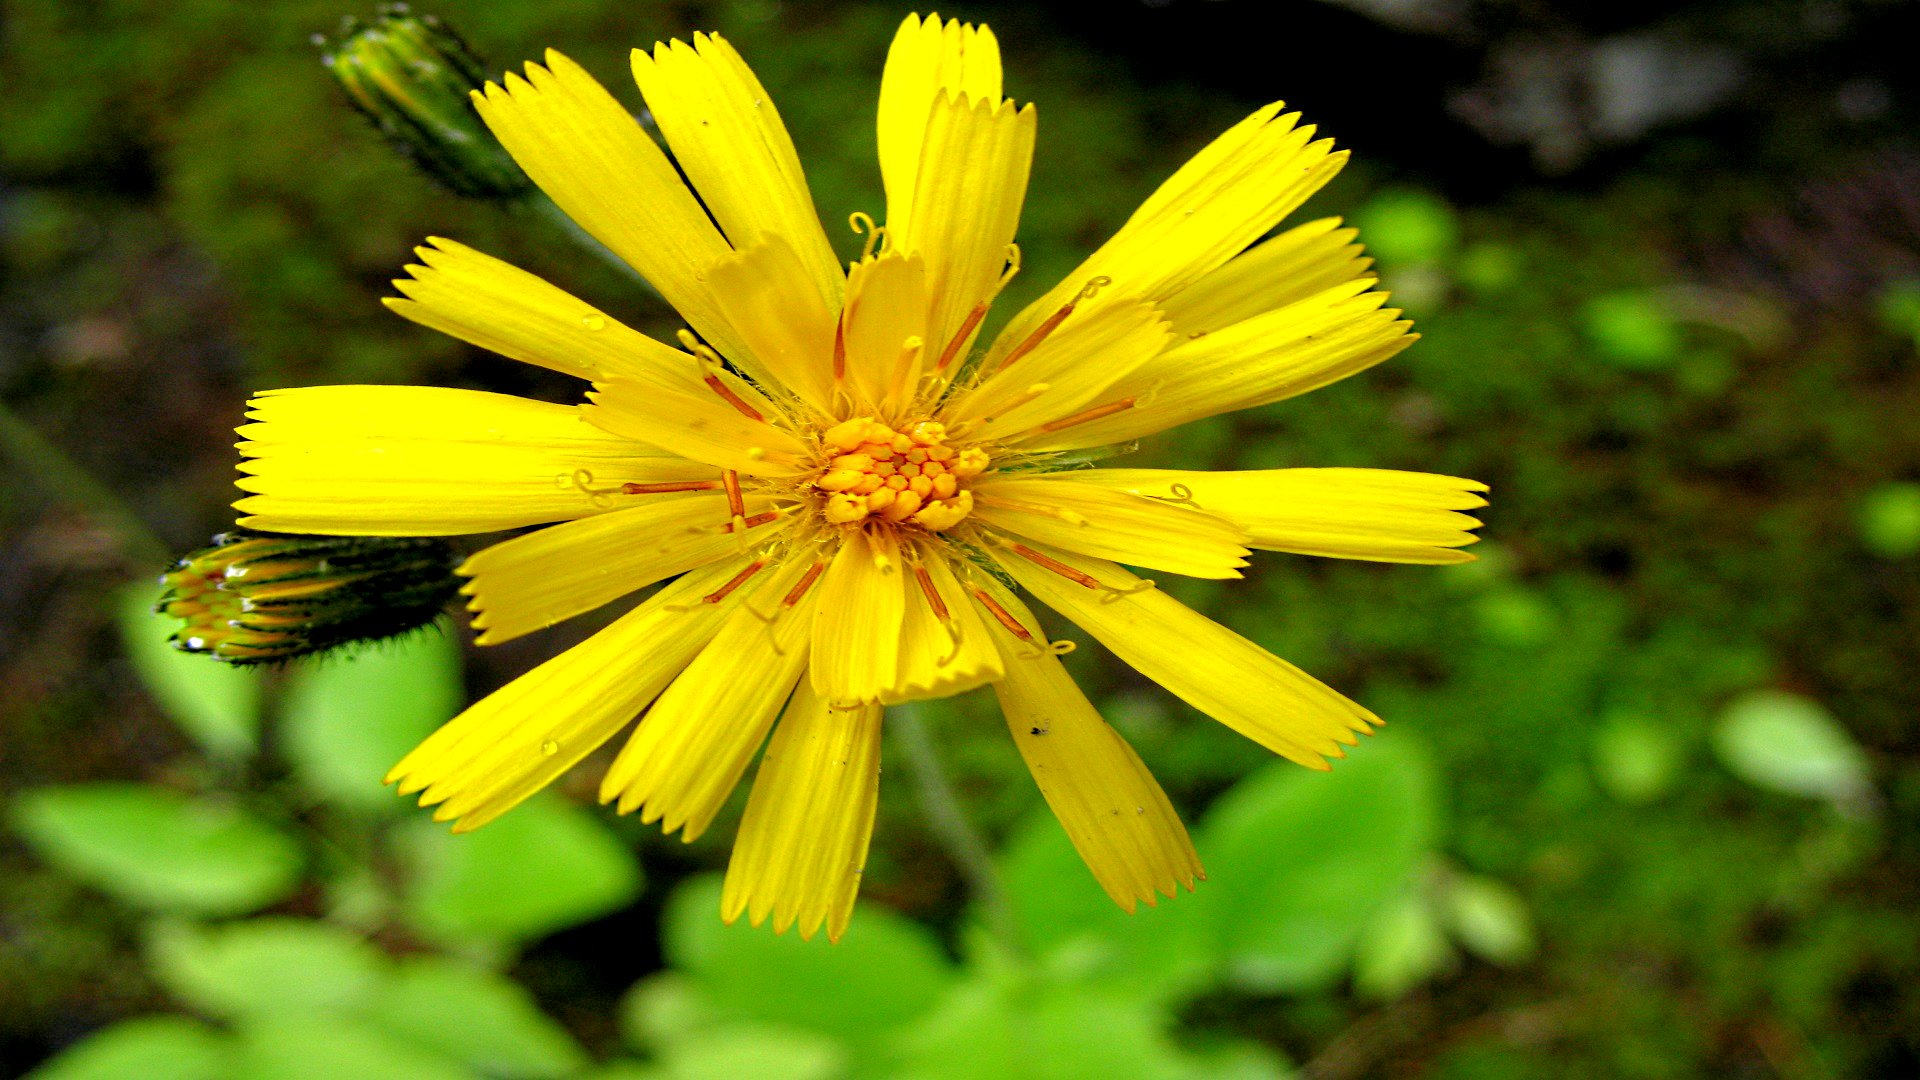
[0,396,168,566]
[890,702,1023,957]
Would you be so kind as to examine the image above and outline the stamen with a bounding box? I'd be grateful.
[999,243,1022,286]
[848,211,885,259]
[621,480,722,495]
[784,561,826,607]
[1032,396,1136,435]
[721,470,746,519]
[935,302,990,372]
[972,587,1034,641]
[723,510,782,533]
[703,374,765,421]
[1010,543,1101,589]
[1048,639,1078,655]
[566,469,619,509]
[915,566,950,620]
[995,276,1112,373]
[704,559,767,603]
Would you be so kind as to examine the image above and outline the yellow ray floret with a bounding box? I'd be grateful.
[878,13,1003,234]
[971,475,1251,579]
[722,682,884,942]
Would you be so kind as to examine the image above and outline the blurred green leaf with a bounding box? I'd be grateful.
[1456,242,1523,294]
[397,795,641,946]
[652,1025,845,1080]
[26,1015,228,1080]
[662,875,956,1049]
[372,956,588,1079]
[230,1015,477,1080]
[1473,587,1557,648]
[1712,691,1871,803]
[148,918,386,1021]
[1440,874,1537,966]
[120,584,263,759]
[280,631,463,813]
[619,973,720,1053]
[1876,279,1920,342]
[13,784,302,915]
[1353,188,1459,265]
[995,811,1217,1004]
[1352,892,1453,1001]
[1579,291,1683,370]
[1855,482,1920,559]
[1590,709,1685,805]
[890,974,1198,1080]
[1199,738,1443,993]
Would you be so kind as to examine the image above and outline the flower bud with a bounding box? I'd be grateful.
[157,529,462,664]
[320,5,530,199]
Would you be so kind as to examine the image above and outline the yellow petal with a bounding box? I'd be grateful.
[1075,468,1488,564]
[1157,217,1373,338]
[986,101,1344,364]
[385,237,697,383]
[234,386,710,535]
[972,476,1250,579]
[703,236,840,418]
[884,542,1004,704]
[721,682,883,941]
[585,376,812,477]
[942,297,1172,439]
[991,542,1377,769]
[878,13,1002,240]
[631,34,842,306]
[893,92,1034,364]
[838,250,929,416]
[459,491,787,645]
[1017,282,1414,451]
[810,528,906,704]
[388,559,749,832]
[471,52,749,365]
[601,553,822,839]
[982,589,1202,911]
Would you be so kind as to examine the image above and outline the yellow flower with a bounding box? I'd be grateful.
[233,14,1487,942]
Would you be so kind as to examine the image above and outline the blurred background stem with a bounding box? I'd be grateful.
[0,395,168,566]
[890,703,1023,958]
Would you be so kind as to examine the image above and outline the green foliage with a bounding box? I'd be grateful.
[1579,290,1684,369]
[26,1016,228,1080]
[1590,708,1687,804]
[1711,690,1872,804]
[397,795,642,947]
[1855,481,1920,559]
[228,1015,477,1080]
[1352,892,1454,1001]
[1201,739,1443,993]
[147,918,386,1020]
[12,784,302,916]
[660,875,957,1049]
[1353,188,1460,265]
[1438,873,1537,966]
[373,956,590,1079]
[280,631,464,814]
[118,586,263,759]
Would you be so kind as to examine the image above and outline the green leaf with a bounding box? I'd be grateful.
[280,631,462,813]
[1197,737,1443,993]
[1712,691,1872,803]
[1579,291,1683,370]
[1351,892,1454,1001]
[372,956,588,1079]
[120,584,263,759]
[653,1025,845,1080]
[12,784,303,916]
[397,795,641,946]
[1440,874,1537,966]
[230,1015,478,1080]
[994,811,1218,1004]
[148,918,387,1020]
[662,875,956,1049]
[1590,709,1685,805]
[619,973,720,1052]
[1855,482,1920,559]
[889,974,1195,1080]
[1352,188,1459,265]
[26,1015,228,1080]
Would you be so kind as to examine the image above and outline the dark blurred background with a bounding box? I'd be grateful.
[4,0,1918,1077]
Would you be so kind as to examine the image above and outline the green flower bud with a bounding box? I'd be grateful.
[157,530,462,664]
[321,5,530,199]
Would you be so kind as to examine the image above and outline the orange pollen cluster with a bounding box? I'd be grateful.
[811,416,986,532]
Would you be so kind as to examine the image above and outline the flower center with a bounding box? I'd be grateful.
[811,416,986,532]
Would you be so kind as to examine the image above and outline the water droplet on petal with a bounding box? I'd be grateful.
[581,314,606,331]
[540,739,560,757]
